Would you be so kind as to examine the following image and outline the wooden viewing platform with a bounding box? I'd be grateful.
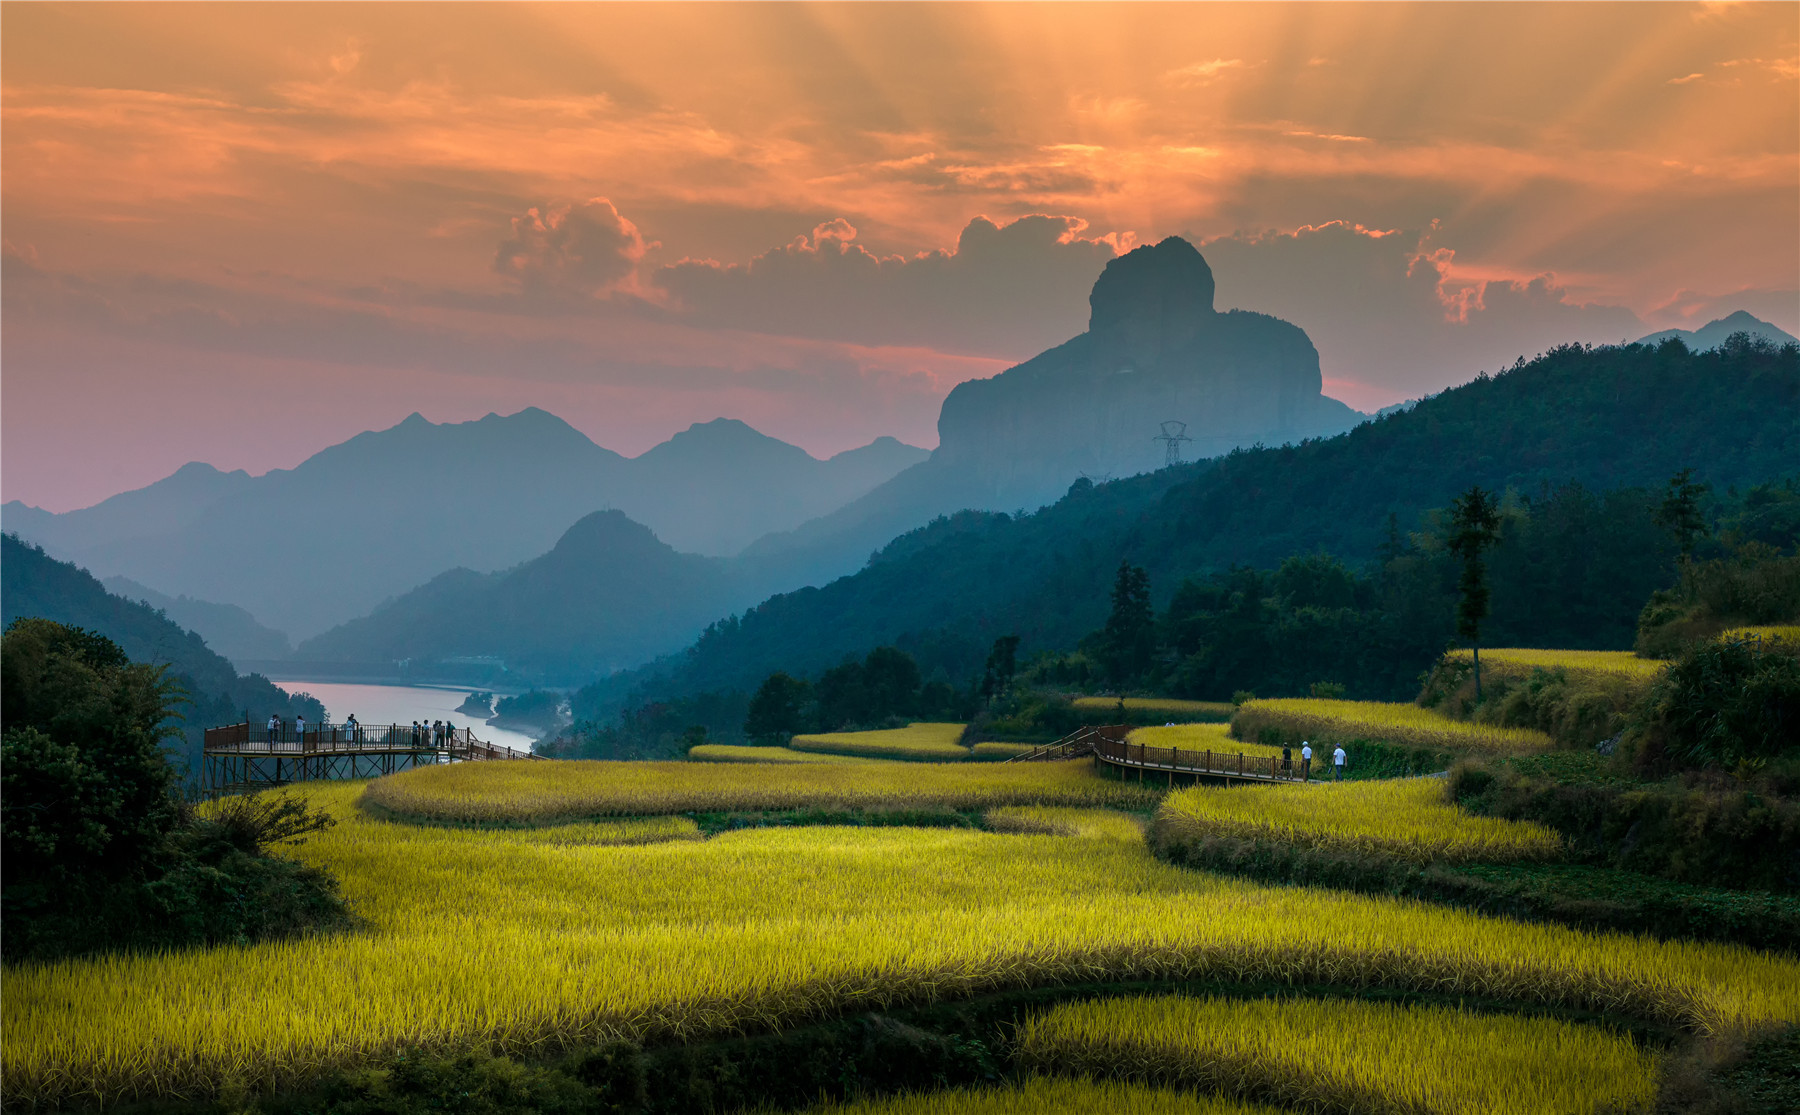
[201,720,535,797]
[1006,725,1321,786]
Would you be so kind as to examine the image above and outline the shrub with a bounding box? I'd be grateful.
[1623,634,1800,773]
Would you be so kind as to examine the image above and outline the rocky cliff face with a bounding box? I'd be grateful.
[934,236,1359,507]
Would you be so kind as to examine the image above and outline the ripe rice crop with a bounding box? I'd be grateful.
[795,1076,1281,1115]
[1073,697,1234,719]
[9,779,1799,1108]
[687,744,877,764]
[1017,993,1658,1115]
[970,742,1038,760]
[1720,625,1800,644]
[1127,723,1286,760]
[1233,698,1553,753]
[365,757,1160,823]
[790,723,969,761]
[1449,648,1665,682]
[984,806,1146,842]
[1156,778,1562,864]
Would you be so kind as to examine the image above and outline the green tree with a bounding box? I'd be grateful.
[742,672,810,742]
[1447,486,1502,699]
[861,646,922,721]
[981,635,1021,700]
[1101,560,1155,687]
[1653,467,1711,558]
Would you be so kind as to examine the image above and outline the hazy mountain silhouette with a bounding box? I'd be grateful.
[101,575,294,664]
[1635,311,1797,352]
[2,412,924,641]
[743,236,1364,586]
[295,510,742,684]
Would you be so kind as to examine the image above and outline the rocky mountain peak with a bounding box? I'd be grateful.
[1087,236,1217,367]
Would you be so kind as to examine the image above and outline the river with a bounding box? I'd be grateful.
[268,680,541,753]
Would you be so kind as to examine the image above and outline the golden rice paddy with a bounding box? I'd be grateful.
[983,806,1147,842]
[1719,625,1800,644]
[794,1077,1282,1115]
[1233,698,1554,753]
[1449,647,1666,681]
[789,723,970,761]
[1127,723,1287,760]
[9,776,1800,1108]
[364,757,1160,824]
[687,744,878,764]
[1155,777,1563,864]
[1072,697,1234,719]
[969,741,1039,760]
[1017,993,1659,1115]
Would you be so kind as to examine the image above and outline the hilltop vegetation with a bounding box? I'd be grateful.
[599,336,1797,710]
[1,534,322,775]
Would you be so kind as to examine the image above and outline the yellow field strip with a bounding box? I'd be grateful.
[687,744,878,764]
[1155,778,1563,864]
[1017,993,1659,1115]
[1233,698,1553,753]
[364,758,1160,823]
[790,723,970,761]
[7,779,1798,1107]
[984,806,1146,842]
[1719,625,1800,643]
[794,1076,1283,1115]
[1073,697,1235,718]
[1127,723,1287,759]
[970,742,1038,760]
[1448,648,1665,681]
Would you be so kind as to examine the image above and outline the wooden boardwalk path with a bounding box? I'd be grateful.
[1006,725,1321,786]
[201,720,534,797]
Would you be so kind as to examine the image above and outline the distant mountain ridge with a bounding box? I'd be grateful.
[1635,311,1797,352]
[2,413,925,640]
[101,575,294,663]
[589,334,1799,708]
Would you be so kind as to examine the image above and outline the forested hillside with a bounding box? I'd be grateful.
[594,336,1798,709]
[1,535,322,776]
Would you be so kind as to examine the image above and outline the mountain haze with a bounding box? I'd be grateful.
[1635,311,1797,352]
[3,412,924,640]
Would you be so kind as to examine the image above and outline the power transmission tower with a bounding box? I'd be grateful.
[1154,420,1193,467]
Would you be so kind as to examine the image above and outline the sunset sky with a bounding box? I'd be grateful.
[5,1,1796,511]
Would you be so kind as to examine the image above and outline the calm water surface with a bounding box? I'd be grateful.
[269,680,539,753]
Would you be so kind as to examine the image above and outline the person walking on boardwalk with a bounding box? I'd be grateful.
[1300,741,1312,781]
[1281,744,1292,777]
[1333,744,1347,780]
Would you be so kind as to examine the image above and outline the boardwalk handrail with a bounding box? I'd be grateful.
[1093,736,1313,782]
[202,720,536,761]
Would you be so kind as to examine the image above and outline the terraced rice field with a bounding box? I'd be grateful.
[1018,993,1659,1114]
[365,757,1160,823]
[9,777,1800,1108]
[970,741,1039,760]
[1127,723,1287,759]
[1073,697,1235,719]
[790,723,970,761]
[1720,625,1800,643]
[1154,777,1563,865]
[1450,648,1666,682]
[984,806,1147,841]
[1233,698,1554,753]
[687,744,878,764]
[797,1077,1282,1115]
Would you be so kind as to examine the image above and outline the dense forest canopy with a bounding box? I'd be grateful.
[587,336,1798,712]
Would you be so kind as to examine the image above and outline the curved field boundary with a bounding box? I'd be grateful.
[790,723,970,761]
[1018,993,1658,1114]
[1234,698,1553,753]
[688,745,878,764]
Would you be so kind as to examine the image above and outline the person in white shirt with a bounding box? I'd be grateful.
[1333,745,1347,779]
[267,713,279,741]
[1300,741,1313,780]
[296,714,306,742]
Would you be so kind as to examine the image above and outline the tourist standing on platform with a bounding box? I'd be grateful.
[296,714,306,742]
[1281,744,1292,776]
[1300,741,1312,780]
[1334,745,1347,780]
[267,712,280,741]
[346,714,360,742]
